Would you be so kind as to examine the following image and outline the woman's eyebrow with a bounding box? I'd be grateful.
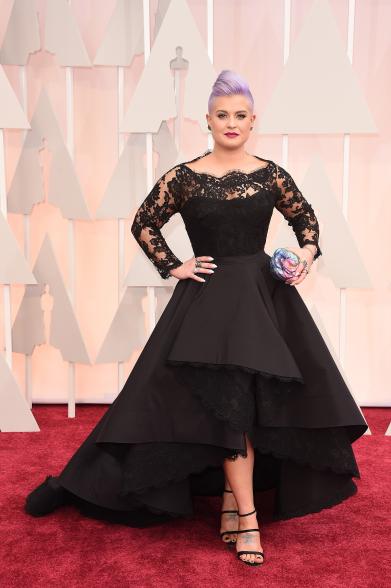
[216,110,248,114]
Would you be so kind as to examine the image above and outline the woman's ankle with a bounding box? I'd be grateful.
[238,505,256,516]
[222,491,238,506]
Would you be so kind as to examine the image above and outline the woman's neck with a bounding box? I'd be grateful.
[205,146,257,168]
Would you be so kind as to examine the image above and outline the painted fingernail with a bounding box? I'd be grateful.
[209,269,214,273]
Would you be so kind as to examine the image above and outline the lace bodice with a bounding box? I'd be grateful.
[131,150,322,279]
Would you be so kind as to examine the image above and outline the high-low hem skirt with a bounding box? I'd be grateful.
[51,250,367,527]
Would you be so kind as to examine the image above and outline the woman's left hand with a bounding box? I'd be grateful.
[285,247,314,286]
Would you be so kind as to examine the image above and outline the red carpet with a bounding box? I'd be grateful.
[1,406,389,588]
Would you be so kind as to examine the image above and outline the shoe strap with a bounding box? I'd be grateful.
[237,550,264,556]
[223,489,233,493]
[235,528,259,534]
[238,508,256,517]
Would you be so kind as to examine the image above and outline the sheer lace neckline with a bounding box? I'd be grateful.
[181,150,272,180]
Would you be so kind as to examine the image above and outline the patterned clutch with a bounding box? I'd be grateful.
[269,247,300,281]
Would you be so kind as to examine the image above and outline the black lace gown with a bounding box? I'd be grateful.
[26,149,368,526]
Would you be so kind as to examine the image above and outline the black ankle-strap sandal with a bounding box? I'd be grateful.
[235,508,264,566]
[220,489,238,545]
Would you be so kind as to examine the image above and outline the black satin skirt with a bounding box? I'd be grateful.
[29,250,368,526]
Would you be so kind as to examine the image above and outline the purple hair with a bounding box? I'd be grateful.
[208,70,254,112]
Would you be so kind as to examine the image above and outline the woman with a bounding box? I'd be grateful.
[25,70,368,567]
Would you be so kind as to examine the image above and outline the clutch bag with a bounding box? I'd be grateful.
[269,247,300,281]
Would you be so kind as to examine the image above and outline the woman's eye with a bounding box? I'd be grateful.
[217,113,246,119]
[217,114,246,119]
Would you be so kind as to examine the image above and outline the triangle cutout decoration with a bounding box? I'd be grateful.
[93,0,144,66]
[44,0,91,66]
[0,0,40,65]
[28,235,91,363]
[96,135,147,219]
[120,0,216,133]
[12,284,46,355]
[95,288,146,363]
[0,212,36,285]
[0,65,30,130]
[259,0,377,134]
[7,89,90,218]
[152,122,180,178]
[0,352,39,432]
[270,156,371,289]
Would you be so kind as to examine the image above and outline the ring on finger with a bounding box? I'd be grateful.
[194,257,202,272]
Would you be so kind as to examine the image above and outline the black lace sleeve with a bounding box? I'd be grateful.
[274,163,322,260]
[130,165,183,279]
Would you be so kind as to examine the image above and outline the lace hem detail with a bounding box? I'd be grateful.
[167,359,304,433]
[77,365,360,505]
[272,479,358,521]
[118,442,236,498]
[252,428,360,478]
[65,485,187,523]
[113,425,359,501]
[65,462,358,527]
[166,361,360,478]
[166,359,304,383]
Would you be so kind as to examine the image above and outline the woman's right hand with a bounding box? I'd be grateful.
[169,256,217,282]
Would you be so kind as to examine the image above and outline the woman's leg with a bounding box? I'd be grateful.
[223,433,264,564]
[220,479,239,543]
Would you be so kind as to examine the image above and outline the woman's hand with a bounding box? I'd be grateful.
[285,246,314,286]
[169,255,217,282]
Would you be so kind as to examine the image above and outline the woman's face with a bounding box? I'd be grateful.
[206,94,256,150]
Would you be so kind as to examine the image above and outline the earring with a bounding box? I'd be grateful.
[250,126,253,130]
[208,125,211,130]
